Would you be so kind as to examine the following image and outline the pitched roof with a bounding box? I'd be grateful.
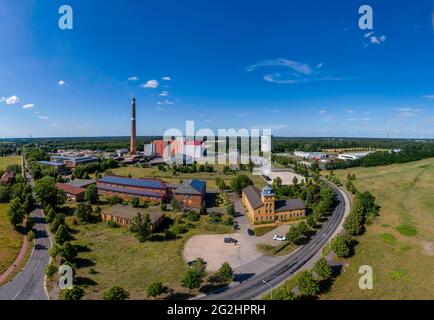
[104,204,164,224]
[275,199,305,212]
[98,175,167,190]
[56,183,86,196]
[97,184,162,198]
[67,179,96,188]
[174,179,206,195]
[242,185,263,210]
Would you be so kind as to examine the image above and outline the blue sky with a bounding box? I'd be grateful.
[1,0,434,138]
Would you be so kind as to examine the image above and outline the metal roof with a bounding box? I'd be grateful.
[38,161,65,166]
[275,199,305,212]
[98,175,167,190]
[174,179,206,195]
[97,185,162,198]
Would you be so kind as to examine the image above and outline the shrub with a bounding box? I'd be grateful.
[102,286,129,300]
[217,262,233,283]
[146,281,169,298]
[27,230,35,241]
[45,263,58,278]
[331,235,351,258]
[63,285,85,300]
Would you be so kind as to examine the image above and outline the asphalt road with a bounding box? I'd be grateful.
[0,163,51,300]
[200,183,349,300]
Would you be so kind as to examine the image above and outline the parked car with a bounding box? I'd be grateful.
[224,237,237,244]
[247,228,254,236]
[273,234,286,241]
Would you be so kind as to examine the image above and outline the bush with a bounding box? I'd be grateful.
[108,196,123,206]
[63,285,85,300]
[106,220,119,228]
[297,271,320,297]
[27,230,35,241]
[102,286,129,300]
[331,235,351,258]
[130,197,140,208]
[217,262,233,283]
[146,281,169,298]
[187,210,200,222]
[45,263,58,278]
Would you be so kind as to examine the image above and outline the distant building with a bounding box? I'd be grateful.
[50,155,98,169]
[294,151,327,160]
[147,139,204,160]
[101,204,165,230]
[338,152,371,161]
[173,179,206,209]
[242,185,305,224]
[66,179,96,189]
[97,175,168,203]
[56,183,86,202]
[116,149,129,158]
[143,143,155,157]
[38,161,70,174]
[0,171,14,185]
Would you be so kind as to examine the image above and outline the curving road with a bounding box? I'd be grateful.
[0,162,51,300]
[201,183,350,300]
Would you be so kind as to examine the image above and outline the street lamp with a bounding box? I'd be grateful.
[262,280,273,299]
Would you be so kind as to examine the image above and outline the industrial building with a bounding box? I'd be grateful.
[338,152,371,161]
[56,183,86,202]
[49,155,98,169]
[294,151,327,160]
[242,185,305,224]
[101,204,165,230]
[144,139,204,161]
[96,175,168,203]
[38,161,70,174]
[172,179,207,209]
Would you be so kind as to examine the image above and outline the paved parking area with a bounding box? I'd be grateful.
[266,171,305,185]
[183,193,293,271]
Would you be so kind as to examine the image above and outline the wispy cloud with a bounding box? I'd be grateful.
[247,58,343,84]
[58,80,66,86]
[162,76,172,81]
[38,115,49,120]
[159,90,169,97]
[141,80,159,89]
[363,32,386,47]
[422,95,434,100]
[157,100,174,105]
[128,76,139,81]
[22,104,34,109]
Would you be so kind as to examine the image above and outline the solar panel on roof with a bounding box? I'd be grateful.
[99,176,166,189]
[97,185,161,198]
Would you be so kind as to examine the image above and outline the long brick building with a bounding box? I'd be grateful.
[97,175,168,204]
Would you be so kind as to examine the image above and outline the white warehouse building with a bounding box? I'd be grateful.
[294,151,327,160]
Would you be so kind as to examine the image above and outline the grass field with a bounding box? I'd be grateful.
[67,212,232,300]
[109,165,266,190]
[0,156,21,171]
[322,158,434,299]
[0,204,23,274]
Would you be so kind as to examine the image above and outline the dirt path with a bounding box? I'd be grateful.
[0,236,30,284]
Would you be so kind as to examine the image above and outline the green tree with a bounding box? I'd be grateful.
[216,177,226,191]
[130,197,140,208]
[217,262,233,282]
[55,224,71,245]
[6,197,26,227]
[59,242,77,261]
[45,263,58,278]
[74,203,94,223]
[286,224,303,244]
[130,212,151,242]
[181,269,204,289]
[313,257,333,280]
[63,285,85,300]
[84,184,99,204]
[35,176,64,208]
[230,174,253,195]
[23,193,35,214]
[171,198,180,211]
[331,235,351,258]
[50,213,65,233]
[343,211,363,236]
[102,286,129,300]
[146,281,169,298]
[200,201,207,215]
[273,288,297,300]
[297,271,320,297]
[226,204,235,216]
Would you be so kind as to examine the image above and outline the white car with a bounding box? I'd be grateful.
[273,234,286,241]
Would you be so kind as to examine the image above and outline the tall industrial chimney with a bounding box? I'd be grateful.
[130,97,137,155]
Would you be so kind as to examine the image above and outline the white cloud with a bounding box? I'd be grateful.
[364,32,374,38]
[319,110,327,114]
[141,80,159,89]
[22,104,34,109]
[51,123,59,127]
[162,76,172,81]
[159,90,169,97]
[247,58,313,75]
[58,80,66,86]
[422,95,434,100]
[346,109,355,113]
[316,63,324,69]
[38,115,49,120]
[5,95,20,105]
[157,100,173,105]
[128,76,139,81]
[370,35,386,45]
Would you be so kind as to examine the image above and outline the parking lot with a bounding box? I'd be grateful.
[183,193,292,271]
